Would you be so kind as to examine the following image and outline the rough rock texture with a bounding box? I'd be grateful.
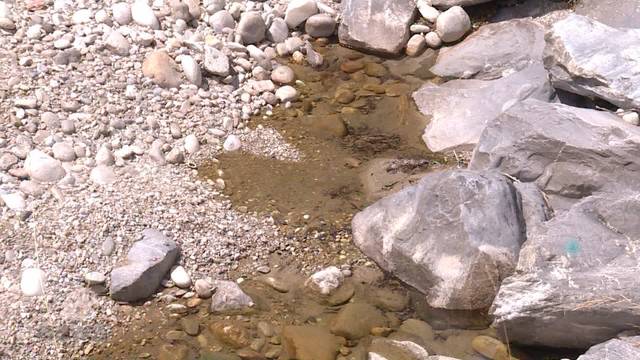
[491,193,640,348]
[142,50,182,88]
[513,182,552,239]
[431,0,494,8]
[435,6,471,43]
[413,64,554,152]
[352,169,525,310]
[470,100,640,209]
[575,0,640,29]
[209,280,254,313]
[109,229,179,302]
[338,0,416,56]
[577,336,640,359]
[431,18,545,80]
[545,14,640,109]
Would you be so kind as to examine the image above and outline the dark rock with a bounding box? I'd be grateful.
[330,303,387,340]
[577,336,640,359]
[353,169,525,310]
[282,326,341,360]
[110,229,179,302]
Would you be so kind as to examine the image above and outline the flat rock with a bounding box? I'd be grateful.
[469,99,640,209]
[110,229,179,302]
[430,0,494,8]
[577,336,640,359]
[575,0,640,29]
[430,18,545,80]
[413,64,554,152]
[491,192,640,348]
[142,51,182,88]
[204,46,230,76]
[545,14,640,109]
[209,280,254,313]
[352,169,525,310]
[282,326,341,360]
[368,337,430,360]
[339,0,416,56]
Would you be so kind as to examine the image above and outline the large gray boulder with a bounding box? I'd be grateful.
[110,229,179,302]
[430,18,545,80]
[577,336,640,359]
[545,14,640,109]
[430,0,494,8]
[413,64,554,152]
[575,0,640,29]
[491,193,640,348]
[470,100,640,209]
[338,0,416,56]
[352,170,525,310]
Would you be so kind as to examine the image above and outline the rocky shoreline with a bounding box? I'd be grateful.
[1,0,640,359]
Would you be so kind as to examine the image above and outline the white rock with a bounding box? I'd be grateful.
[52,142,76,162]
[0,192,26,211]
[72,9,92,24]
[271,65,295,84]
[21,268,46,297]
[25,149,66,183]
[95,9,109,24]
[204,46,230,76]
[184,134,200,153]
[0,2,11,19]
[90,165,116,185]
[112,2,132,25]
[285,0,318,29]
[436,6,470,43]
[418,1,440,23]
[132,1,160,29]
[170,266,192,288]
[406,34,426,56]
[181,55,202,86]
[223,135,242,151]
[106,30,130,56]
[84,271,106,285]
[425,31,442,48]
[267,17,289,43]
[622,112,640,126]
[165,147,185,164]
[208,9,235,33]
[95,146,115,166]
[275,85,298,102]
[306,266,344,295]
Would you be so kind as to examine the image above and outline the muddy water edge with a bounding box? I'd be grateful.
[92,43,581,360]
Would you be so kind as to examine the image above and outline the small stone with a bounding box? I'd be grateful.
[106,31,130,56]
[210,280,254,313]
[132,0,160,29]
[170,266,192,288]
[180,317,200,336]
[102,238,116,256]
[271,66,295,84]
[305,266,343,295]
[184,134,200,154]
[406,34,426,56]
[142,51,182,88]
[21,268,45,297]
[85,272,106,285]
[195,278,214,298]
[425,31,442,48]
[237,11,266,44]
[90,165,116,185]
[0,17,16,31]
[471,336,510,360]
[61,119,76,134]
[262,276,289,293]
[210,321,251,349]
[209,10,235,33]
[165,147,185,164]
[112,2,133,25]
[340,60,364,73]
[335,88,355,104]
[223,135,242,152]
[52,142,76,162]
[14,97,38,109]
[0,192,26,211]
[418,1,439,23]
[285,0,318,29]
[305,13,336,38]
[436,6,471,43]
[204,46,230,76]
[410,24,431,33]
[95,147,115,166]
[330,303,387,340]
[0,152,18,171]
[267,18,289,43]
[25,149,66,183]
[275,86,298,102]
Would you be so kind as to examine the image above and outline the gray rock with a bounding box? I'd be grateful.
[431,18,545,80]
[165,147,184,164]
[577,336,640,360]
[339,0,416,56]
[435,6,470,43]
[24,150,66,183]
[106,31,130,56]
[237,11,266,44]
[575,0,640,29]
[425,31,442,48]
[352,169,525,310]
[203,46,230,76]
[430,0,494,8]
[305,13,336,38]
[110,229,179,302]
[469,100,640,209]
[267,17,289,43]
[305,43,324,67]
[210,280,254,313]
[184,134,200,154]
[513,182,552,239]
[545,14,640,109]
[180,55,202,86]
[61,119,76,134]
[112,2,132,25]
[208,10,234,33]
[413,64,554,152]
[491,193,640,348]
[52,142,76,162]
[131,0,160,29]
[285,0,318,29]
